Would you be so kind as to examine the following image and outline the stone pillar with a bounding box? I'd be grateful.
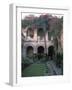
[34,46,37,54]
[44,47,46,54]
[46,31,48,41]
[44,47,48,54]
[47,46,49,55]
[23,46,26,58]
[34,29,37,41]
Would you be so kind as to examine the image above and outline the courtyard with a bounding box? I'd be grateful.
[21,14,63,77]
[22,54,63,77]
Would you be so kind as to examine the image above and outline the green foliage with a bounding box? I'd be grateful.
[33,54,38,62]
[22,57,32,64]
[56,53,63,68]
[48,17,63,40]
[21,15,49,29]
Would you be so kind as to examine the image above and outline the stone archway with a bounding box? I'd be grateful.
[26,46,33,56]
[48,46,55,60]
[37,46,44,59]
[38,46,44,54]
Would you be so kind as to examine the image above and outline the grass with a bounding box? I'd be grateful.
[22,63,47,77]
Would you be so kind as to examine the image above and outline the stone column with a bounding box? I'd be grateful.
[34,29,37,41]
[46,31,48,41]
[34,45,37,54]
[23,46,26,58]
[44,46,48,54]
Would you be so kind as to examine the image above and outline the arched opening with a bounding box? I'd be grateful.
[38,46,44,59]
[48,46,55,60]
[27,27,34,38]
[38,46,44,54]
[37,28,44,40]
[26,46,33,56]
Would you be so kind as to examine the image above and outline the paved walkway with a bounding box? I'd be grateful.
[45,60,62,75]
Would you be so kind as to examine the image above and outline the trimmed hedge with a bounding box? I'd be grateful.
[56,53,63,68]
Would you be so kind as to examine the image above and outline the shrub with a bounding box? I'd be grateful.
[22,57,33,70]
[56,53,63,68]
[33,54,38,62]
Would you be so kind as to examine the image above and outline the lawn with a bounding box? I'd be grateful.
[22,63,47,77]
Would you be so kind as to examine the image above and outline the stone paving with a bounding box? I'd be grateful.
[46,60,62,75]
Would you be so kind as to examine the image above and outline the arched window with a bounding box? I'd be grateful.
[37,28,44,40]
[27,28,34,38]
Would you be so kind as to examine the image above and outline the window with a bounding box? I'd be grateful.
[27,28,34,38]
[37,28,44,40]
